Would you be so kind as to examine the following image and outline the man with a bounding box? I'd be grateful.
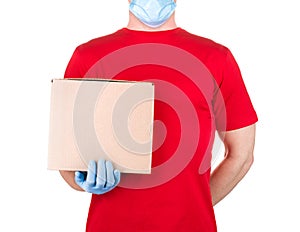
[60,0,258,231]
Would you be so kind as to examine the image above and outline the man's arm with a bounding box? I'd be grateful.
[210,124,256,206]
[59,170,84,191]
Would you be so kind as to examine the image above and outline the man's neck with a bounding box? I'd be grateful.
[126,12,177,31]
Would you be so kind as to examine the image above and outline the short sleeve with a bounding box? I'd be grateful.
[64,47,86,78]
[213,49,258,131]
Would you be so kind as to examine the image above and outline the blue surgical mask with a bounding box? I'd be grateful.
[129,0,177,28]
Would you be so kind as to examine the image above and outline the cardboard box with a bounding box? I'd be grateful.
[48,78,154,174]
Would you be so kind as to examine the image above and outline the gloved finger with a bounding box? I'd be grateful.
[74,171,85,186]
[113,169,121,186]
[105,160,115,188]
[96,159,106,188]
[86,160,97,187]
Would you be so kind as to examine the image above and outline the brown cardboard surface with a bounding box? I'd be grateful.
[48,78,154,174]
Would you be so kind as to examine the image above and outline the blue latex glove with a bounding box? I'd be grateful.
[75,159,121,194]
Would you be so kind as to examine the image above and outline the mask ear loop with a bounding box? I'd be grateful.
[157,2,177,21]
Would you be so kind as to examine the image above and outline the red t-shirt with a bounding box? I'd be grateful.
[64,27,258,232]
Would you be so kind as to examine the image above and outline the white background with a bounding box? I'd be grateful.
[0,0,299,231]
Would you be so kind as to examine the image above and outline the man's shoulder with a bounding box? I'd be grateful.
[178,28,229,55]
[75,29,124,53]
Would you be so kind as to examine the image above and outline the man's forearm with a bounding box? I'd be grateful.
[210,152,253,206]
[59,170,84,191]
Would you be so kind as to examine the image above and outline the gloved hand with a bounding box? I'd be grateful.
[74,159,121,194]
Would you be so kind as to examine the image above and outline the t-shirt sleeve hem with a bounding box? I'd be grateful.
[218,116,258,132]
